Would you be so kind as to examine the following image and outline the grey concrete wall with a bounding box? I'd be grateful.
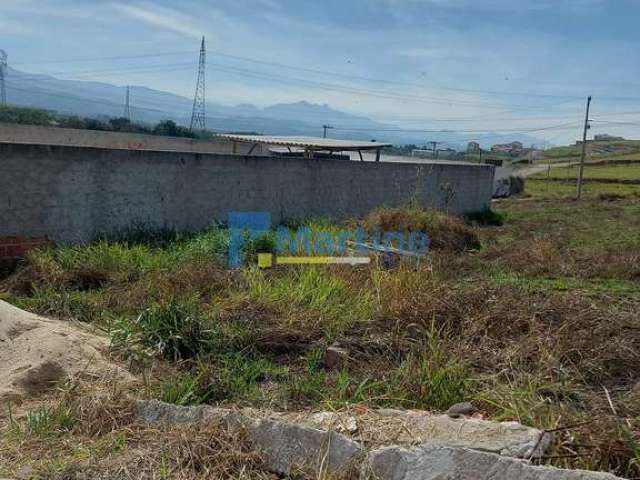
[0,122,268,155]
[0,143,495,244]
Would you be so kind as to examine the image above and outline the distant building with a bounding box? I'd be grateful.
[491,141,523,155]
[594,134,624,141]
[467,141,480,153]
[411,148,457,159]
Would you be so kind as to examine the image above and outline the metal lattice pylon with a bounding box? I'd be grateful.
[0,50,7,106]
[190,36,206,131]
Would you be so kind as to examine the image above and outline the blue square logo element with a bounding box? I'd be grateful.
[228,211,272,267]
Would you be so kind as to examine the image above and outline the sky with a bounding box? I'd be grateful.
[2,0,640,144]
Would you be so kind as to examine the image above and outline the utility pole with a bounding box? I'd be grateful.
[0,50,7,106]
[322,125,333,138]
[190,36,206,132]
[576,96,592,200]
[544,140,551,178]
[124,86,131,121]
[427,141,439,159]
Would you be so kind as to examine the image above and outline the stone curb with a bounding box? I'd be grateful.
[135,400,623,480]
[136,399,362,476]
[362,445,623,480]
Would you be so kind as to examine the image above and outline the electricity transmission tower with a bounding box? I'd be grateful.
[124,86,131,121]
[0,50,7,106]
[190,36,206,131]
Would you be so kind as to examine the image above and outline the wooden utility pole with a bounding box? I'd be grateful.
[576,96,592,199]
[322,125,333,138]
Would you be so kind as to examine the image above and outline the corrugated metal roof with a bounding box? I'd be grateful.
[217,134,391,150]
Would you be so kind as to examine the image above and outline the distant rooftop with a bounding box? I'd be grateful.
[218,134,391,152]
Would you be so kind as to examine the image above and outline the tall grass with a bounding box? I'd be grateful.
[243,266,374,336]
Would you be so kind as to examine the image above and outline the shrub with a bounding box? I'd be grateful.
[465,208,505,226]
[363,206,480,252]
[135,298,214,361]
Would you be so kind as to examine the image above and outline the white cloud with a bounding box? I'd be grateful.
[112,2,206,40]
[1,0,99,18]
[390,47,444,58]
[0,17,32,36]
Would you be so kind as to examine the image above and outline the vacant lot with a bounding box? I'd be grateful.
[526,158,640,200]
[1,178,639,479]
[532,162,640,182]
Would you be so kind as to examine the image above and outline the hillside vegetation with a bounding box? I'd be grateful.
[540,139,640,164]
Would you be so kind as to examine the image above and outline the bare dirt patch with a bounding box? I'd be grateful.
[0,300,134,403]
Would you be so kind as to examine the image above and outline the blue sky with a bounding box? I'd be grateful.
[2,0,640,143]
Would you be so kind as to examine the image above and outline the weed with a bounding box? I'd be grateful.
[109,316,153,371]
[329,370,385,407]
[244,266,374,336]
[465,208,505,226]
[396,351,469,411]
[135,298,215,361]
[288,347,327,402]
[25,405,75,436]
[476,377,561,428]
[209,353,287,403]
[162,361,215,406]
[13,286,106,323]
[393,320,470,410]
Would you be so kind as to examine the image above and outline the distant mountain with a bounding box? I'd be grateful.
[3,67,543,148]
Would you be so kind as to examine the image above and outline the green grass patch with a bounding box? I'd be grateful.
[488,272,640,299]
[243,266,374,336]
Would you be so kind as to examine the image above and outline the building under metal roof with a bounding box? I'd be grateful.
[218,134,391,161]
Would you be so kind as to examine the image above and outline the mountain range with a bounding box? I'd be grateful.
[3,67,543,148]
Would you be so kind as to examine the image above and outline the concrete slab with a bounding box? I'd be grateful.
[363,446,622,480]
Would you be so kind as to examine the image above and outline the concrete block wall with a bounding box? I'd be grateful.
[0,143,495,245]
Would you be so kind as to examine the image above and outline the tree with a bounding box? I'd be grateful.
[153,119,195,138]
[109,117,134,132]
[0,105,55,126]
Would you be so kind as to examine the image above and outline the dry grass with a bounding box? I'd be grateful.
[0,381,272,480]
[1,197,639,477]
[362,206,480,252]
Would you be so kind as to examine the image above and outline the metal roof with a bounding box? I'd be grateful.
[218,134,391,151]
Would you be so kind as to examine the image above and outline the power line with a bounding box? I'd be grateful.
[4,81,179,116]
[13,47,640,103]
[9,48,579,101]
[3,81,587,140]
[8,63,196,81]
[328,121,582,134]
[205,49,604,102]
[207,62,546,110]
[13,63,583,119]
[12,51,194,66]
[14,59,542,111]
